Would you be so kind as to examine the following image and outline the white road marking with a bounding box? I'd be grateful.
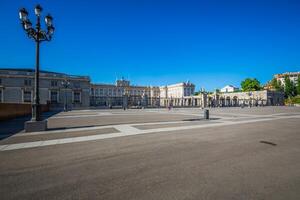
[114,125,140,134]
[0,115,299,151]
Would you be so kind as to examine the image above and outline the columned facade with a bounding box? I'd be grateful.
[207,90,284,107]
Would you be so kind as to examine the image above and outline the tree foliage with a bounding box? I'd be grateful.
[297,75,300,95]
[241,78,261,92]
[284,76,296,98]
[270,78,283,91]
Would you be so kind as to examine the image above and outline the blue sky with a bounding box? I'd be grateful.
[0,0,300,91]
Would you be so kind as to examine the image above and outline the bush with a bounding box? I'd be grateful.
[285,95,300,105]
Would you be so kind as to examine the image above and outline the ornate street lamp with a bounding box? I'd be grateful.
[19,5,55,122]
[62,80,70,112]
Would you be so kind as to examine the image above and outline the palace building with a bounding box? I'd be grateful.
[90,78,160,108]
[207,90,284,107]
[0,68,90,109]
[0,68,285,110]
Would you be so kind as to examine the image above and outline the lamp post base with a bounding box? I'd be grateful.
[25,120,47,132]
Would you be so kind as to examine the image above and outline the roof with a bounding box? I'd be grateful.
[0,68,90,80]
[222,85,238,88]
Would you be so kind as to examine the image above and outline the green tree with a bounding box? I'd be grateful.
[270,78,283,91]
[284,76,296,98]
[241,78,261,92]
[297,75,300,95]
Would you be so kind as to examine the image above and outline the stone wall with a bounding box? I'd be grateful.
[0,103,49,121]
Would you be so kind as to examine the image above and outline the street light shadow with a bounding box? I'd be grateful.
[0,110,60,140]
[182,117,220,121]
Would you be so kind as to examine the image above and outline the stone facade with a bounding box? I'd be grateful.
[275,71,300,86]
[159,81,196,107]
[0,68,285,109]
[0,69,90,109]
[207,90,284,107]
[90,79,160,108]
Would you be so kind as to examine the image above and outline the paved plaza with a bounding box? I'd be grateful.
[0,106,300,199]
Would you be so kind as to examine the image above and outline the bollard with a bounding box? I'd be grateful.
[204,109,209,120]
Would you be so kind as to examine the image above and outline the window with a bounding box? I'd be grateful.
[74,82,80,88]
[100,89,103,96]
[50,91,58,103]
[73,91,81,103]
[24,79,32,86]
[51,80,58,87]
[0,89,2,102]
[0,79,2,85]
[23,91,32,102]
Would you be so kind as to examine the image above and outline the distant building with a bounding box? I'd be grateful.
[159,81,196,107]
[0,68,90,109]
[208,90,284,107]
[274,71,300,86]
[90,78,160,107]
[220,85,239,93]
[0,68,285,110]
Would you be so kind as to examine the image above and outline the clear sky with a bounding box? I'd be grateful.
[0,0,300,91]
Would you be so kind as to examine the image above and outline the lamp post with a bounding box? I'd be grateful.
[19,5,54,122]
[62,80,70,112]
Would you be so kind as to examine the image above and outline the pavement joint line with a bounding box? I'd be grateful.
[0,115,299,151]
[14,120,190,137]
[144,110,274,118]
[10,112,297,137]
[51,113,144,119]
[51,112,184,119]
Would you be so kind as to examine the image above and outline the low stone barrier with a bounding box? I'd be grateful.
[0,103,49,121]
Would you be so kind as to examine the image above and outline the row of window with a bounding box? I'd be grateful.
[50,80,80,88]
[22,90,81,103]
[92,88,150,96]
[0,79,81,88]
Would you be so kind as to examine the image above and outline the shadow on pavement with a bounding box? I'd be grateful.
[182,118,220,121]
[260,140,277,146]
[0,111,61,140]
[47,125,96,131]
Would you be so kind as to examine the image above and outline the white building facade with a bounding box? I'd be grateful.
[0,68,90,109]
[275,72,300,86]
[159,81,197,107]
[1,68,286,110]
[90,79,160,107]
[220,85,239,93]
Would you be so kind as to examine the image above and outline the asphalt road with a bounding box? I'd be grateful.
[0,107,300,200]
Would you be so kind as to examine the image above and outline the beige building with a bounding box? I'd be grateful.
[1,68,285,110]
[207,90,284,107]
[90,78,160,107]
[91,78,284,108]
[275,71,300,86]
[159,81,196,107]
[0,68,90,109]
